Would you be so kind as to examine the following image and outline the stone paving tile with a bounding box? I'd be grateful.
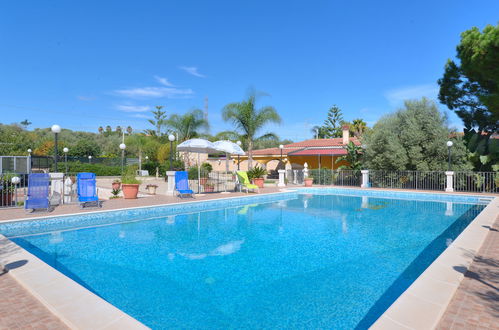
[437,216,499,330]
[0,271,68,329]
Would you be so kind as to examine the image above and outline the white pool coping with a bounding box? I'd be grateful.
[371,196,498,330]
[0,188,497,329]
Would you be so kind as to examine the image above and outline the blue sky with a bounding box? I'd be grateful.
[1,0,498,141]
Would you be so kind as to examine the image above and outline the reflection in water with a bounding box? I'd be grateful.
[49,231,63,244]
[179,240,245,260]
[445,202,454,216]
[166,216,175,225]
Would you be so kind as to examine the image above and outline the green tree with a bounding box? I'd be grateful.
[437,24,499,132]
[70,139,101,157]
[322,105,344,138]
[335,141,363,170]
[363,98,471,171]
[20,119,32,129]
[164,109,209,142]
[148,105,167,136]
[351,118,367,138]
[222,90,281,169]
[312,125,328,139]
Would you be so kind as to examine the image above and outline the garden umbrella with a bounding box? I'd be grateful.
[213,140,245,193]
[213,140,245,172]
[176,138,218,194]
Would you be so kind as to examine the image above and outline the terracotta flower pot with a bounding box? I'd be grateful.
[204,185,215,193]
[122,184,140,199]
[112,182,121,190]
[199,177,208,185]
[304,178,313,187]
[253,178,265,188]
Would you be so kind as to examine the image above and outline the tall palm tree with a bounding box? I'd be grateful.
[164,109,209,142]
[222,91,281,169]
[351,118,367,138]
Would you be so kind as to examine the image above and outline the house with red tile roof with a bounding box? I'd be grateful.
[236,126,361,170]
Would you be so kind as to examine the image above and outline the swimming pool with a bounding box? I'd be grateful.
[0,189,489,329]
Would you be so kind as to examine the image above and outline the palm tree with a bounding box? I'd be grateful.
[164,109,209,142]
[351,118,367,138]
[335,141,363,170]
[222,91,281,169]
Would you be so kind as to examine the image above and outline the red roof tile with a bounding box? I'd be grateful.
[248,137,360,156]
[289,148,348,156]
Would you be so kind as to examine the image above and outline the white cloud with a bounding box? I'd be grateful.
[154,76,174,87]
[179,66,206,78]
[116,104,151,112]
[384,84,439,107]
[115,87,194,99]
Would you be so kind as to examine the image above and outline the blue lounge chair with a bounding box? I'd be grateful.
[25,173,50,212]
[77,173,102,208]
[175,171,194,198]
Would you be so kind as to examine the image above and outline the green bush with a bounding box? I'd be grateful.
[187,167,209,180]
[309,169,333,185]
[201,162,213,173]
[52,161,122,176]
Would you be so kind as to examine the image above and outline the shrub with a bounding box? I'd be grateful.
[121,165,141,184]
[247,166,267,180]
[52,161,122,176]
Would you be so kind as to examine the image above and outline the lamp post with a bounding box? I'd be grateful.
[446,141,453,171]
[27,149,32,173]
[237,140,242,170]
[119,143,126,174]
[88,155,92,164]
[51,124,61,172]
[168,134,176,171]
[63,147,69,174]
[11,176,20,206]
[279,144,284,163]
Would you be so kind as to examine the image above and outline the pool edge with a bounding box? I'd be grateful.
[370,196,498,330]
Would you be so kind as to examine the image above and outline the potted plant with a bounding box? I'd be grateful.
[304,177,314,187]
[248,166,267,188]
[121,167,141,199]
[204,183,215,193]
[146,184,158,195]
[112,179,121,190]
[110,188,121,199]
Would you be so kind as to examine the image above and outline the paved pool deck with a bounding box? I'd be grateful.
[0,186,497,329]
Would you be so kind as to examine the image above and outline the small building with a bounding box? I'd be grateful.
[239,126,360,171]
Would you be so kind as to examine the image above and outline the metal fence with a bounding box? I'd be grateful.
[454,171,498,193]
[0,174,28,208]
[369,170,447,191]
[308,169,361,186]
[0,156,30,174]
[188,171,238,193]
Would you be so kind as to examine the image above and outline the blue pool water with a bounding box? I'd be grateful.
[2,191,487,329]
